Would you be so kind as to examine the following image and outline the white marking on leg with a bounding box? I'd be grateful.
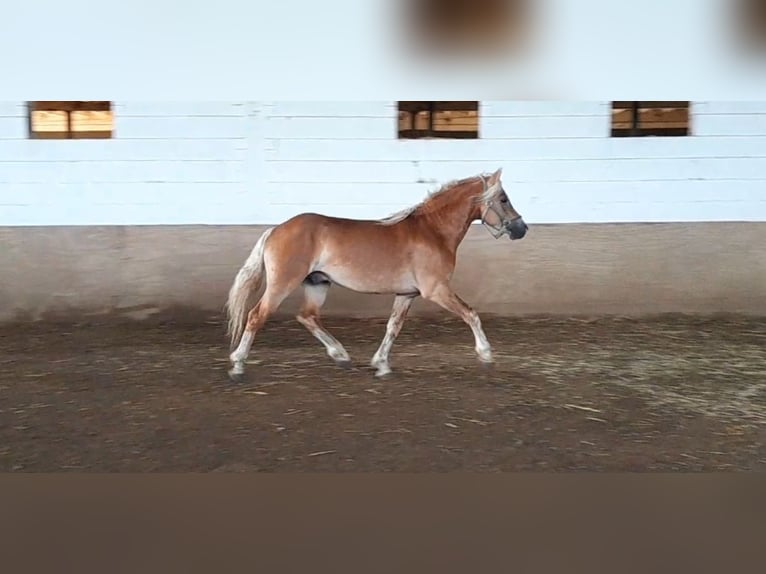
[371,295,415,377]
[297,283,351,364]
[296,315,351,363]
[229,330,254,374]
[468,310,493,363]
[231,330,254,361]
[422,284,493,363]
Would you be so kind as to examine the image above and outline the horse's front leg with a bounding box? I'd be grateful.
[421,283,493,364]
[370,294,416,377]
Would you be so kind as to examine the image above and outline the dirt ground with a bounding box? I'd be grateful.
[1,313,765,472]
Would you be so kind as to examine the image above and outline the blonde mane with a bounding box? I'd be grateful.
[379,173,495,226]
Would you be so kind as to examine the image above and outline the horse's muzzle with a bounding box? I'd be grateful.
[507,218,528,240]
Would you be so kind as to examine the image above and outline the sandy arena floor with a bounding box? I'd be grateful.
[1,313,764,472]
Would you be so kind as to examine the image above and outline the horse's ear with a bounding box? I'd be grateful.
[490,167,503,184]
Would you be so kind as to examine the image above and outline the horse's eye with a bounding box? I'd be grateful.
[500,197,508,204]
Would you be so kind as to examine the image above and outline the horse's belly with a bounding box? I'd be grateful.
[317,262,416,295]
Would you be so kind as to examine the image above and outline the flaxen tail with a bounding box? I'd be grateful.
[225,227,275,349]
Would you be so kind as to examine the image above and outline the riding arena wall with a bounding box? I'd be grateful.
[1,101,765,322]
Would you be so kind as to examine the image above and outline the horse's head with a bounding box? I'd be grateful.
[478,168,528,240]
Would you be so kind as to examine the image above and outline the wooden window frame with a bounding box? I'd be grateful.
[397,101,479,139]
[611,101,691,137]
[27,101,113,139]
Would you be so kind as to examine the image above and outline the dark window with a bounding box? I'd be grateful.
[27,101,113,139]
[611,102,691,137]
[397,101,479,139]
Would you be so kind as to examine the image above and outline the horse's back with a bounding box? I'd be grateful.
[269,211,403,258]
[276,211,360,231]
[277,211,402,238]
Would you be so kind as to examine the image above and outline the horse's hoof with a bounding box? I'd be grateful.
[228,369,246,384]
[334,359,353,370]
[479,360,496,371]
[373,365,393,378]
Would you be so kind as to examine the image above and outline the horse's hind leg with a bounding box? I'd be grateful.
[370,294,416,377]
[296,279,352,368]
[228,281,300,380]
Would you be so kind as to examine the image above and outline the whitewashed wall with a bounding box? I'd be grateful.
[264,101,766,223]
[0,102,261,225]
[1,100,765,226]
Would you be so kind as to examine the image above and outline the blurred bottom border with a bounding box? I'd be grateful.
[0,473,763,573]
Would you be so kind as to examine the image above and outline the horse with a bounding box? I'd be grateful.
[225,167,528,381]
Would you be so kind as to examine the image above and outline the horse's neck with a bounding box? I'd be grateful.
[421,184,481,251]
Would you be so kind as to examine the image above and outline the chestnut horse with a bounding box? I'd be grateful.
[225,168,527,380]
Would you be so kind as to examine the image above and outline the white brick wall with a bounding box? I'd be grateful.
[1,100,765,225]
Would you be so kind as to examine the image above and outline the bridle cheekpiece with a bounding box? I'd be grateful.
[478,175,512,239]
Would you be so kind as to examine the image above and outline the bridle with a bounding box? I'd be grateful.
[478,175,518,239]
